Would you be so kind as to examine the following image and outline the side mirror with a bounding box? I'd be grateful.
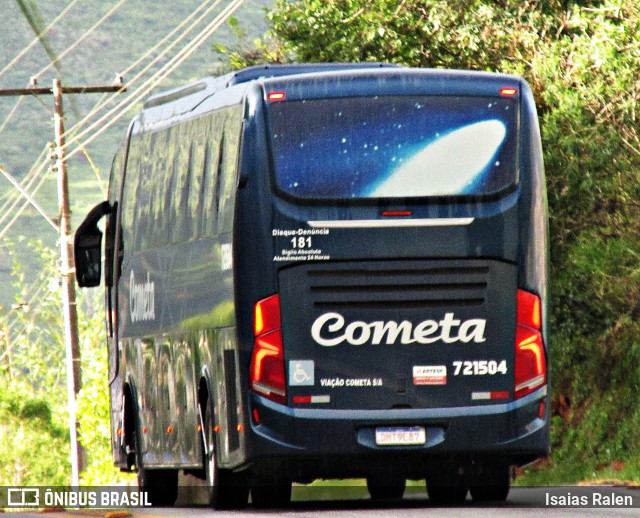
[74,201,111,288]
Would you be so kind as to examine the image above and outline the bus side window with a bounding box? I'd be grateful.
[189,137,206,240]
[217,110,242,234]
[202,112,223,237]
[135,134,154,251]
[149,131,166,248]
[120,139,141,260]
[172,128,192,244]
[157,129,174,246]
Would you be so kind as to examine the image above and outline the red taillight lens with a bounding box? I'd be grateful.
[514,289,547,399]
[516,289,541,329]
[250,295,286,404]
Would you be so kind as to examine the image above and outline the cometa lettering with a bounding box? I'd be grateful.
[311,312,486,346]
[129,270,155,323]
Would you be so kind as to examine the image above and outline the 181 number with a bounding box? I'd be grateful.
[453,360,508,376]
[291,236,312,249]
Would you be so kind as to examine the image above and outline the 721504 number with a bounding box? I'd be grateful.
[453,360,508,376]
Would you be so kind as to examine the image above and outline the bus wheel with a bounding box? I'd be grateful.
[366,475,406,500]
[202,403,249,509]
[251,477,292,508]
[426,470,468,504]
[134,432,178,506]
[469,465,510,502]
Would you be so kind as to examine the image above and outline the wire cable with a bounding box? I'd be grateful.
[32,0,129,82]
[0,166,58,231]
[0,0,243,239]
[0,156,52,240]
[0,148,48,221]
[0,145,49,213]
[0,96,25,136]
[65,0,223,138]
[0,0,82,80]
[65,0,245,159]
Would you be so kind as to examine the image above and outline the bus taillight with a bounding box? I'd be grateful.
[514,290,546,399]
[250,295,286,404]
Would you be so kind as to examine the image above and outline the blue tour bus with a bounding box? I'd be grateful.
[75,64,549,507]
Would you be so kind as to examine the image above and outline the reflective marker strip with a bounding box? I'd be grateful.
[308,218,474,229]
[472,391,510,400]
[293,395,331,404]
[515,374,546,393]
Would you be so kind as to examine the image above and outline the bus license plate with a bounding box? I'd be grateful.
[375,426,426,446]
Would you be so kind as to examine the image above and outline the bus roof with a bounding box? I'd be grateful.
[143,63,401,110]
[139,64,524,129]
[139,63,401,128]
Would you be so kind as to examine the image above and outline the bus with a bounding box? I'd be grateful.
[75,64,549,507]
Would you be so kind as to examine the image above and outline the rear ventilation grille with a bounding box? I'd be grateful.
[304,262,490,310]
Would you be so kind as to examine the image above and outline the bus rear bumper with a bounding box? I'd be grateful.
[247,387,549,479]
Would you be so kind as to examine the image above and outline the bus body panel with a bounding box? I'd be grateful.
[278,258,517,410]
[106,98,248,470]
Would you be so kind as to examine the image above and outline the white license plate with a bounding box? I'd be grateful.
[375,426,426,446]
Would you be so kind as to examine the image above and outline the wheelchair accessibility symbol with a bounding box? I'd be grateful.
[289,360,315,386]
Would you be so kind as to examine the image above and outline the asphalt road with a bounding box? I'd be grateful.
[6,486,640,517]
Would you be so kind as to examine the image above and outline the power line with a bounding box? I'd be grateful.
[64,0,245,160]
[0,0,245,240]
[0,160,52,241]
[32,0,129,82]
[0,166,58,231]
[65,0,220,138]
[0,96,25,136]
[0,149,50,235]
[0,0,82,80]
[0,144,48,208]
[64,0,225,140]
[2,0,240,182]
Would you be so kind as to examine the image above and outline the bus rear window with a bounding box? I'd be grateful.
[267,95,518,199]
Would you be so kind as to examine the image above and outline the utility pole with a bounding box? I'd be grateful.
[53,78,83,488]
[0,79,124,486]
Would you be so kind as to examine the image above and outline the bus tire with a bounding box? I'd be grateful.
[251,477,292,508]
[366,475,406,500]
[202,403,249,509]
[426,471,468,504]
[134,432,178,506]
[469,464,510,502]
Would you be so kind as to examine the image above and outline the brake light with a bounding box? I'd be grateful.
[514,289,546,399]
[381,210,412,217]
[250,295,286,404]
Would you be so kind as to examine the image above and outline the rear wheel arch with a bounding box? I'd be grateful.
[198,374,249,509]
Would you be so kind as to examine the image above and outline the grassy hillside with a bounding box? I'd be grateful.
[0,0,271,308]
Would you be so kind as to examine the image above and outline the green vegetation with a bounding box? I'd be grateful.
[219,0,640,484]
[0,240,125,486]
